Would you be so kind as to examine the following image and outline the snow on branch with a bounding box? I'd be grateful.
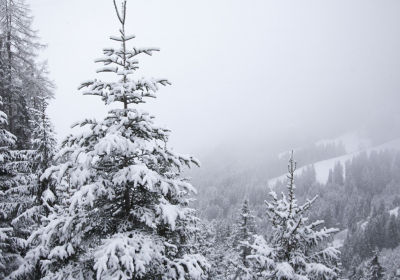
[93,231,164,280]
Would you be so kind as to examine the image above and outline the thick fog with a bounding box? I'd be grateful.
[30,0,400,156]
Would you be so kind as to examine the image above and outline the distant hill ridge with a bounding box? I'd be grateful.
[269,131,400,186]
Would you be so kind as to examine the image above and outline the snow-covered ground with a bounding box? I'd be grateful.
[360,220,369,230]
[332,229,348,247]
[269,133,400,186]
[389,206,399,218]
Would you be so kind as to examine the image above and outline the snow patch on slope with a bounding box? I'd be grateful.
[332,229,348,247]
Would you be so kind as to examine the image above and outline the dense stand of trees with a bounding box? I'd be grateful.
[191,142,347,221]
[0,0,54,148]
[193,149,400,279]
[0,0,54,277]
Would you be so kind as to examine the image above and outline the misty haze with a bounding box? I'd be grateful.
[0,0,400,279]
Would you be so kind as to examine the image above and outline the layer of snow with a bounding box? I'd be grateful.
[360,221,368,230]
[269,137,400,186]
[389,206,399,217]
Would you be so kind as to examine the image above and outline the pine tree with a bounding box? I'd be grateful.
[364,250,384,280]
[0,97,57,279]
[0,95,18,278]
[244,151,341,279]
[11,97,58,226]
[8,1,208,279]
[0,0,54,148]
[0,2,55,271]
[194,220,217,273]
[0,95,15,188]
[349,253,362,277]
[333,161,344,185]
[327,169,333,184]
[230,197,258,279]
[358,229,373,260]
[199,219,233,279]
[361,166,374,195]
[386,214,398,249]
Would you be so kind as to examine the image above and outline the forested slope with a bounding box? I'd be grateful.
[189,128,400,278]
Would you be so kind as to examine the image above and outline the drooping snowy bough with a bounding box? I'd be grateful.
[7,1,208,279]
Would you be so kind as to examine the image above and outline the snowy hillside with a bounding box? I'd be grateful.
[269,133,400,186]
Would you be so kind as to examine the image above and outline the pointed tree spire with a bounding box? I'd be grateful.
[244,151,341,279]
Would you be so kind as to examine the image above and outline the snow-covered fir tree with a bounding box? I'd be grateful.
[28,97,58,204]
[0,5,55,265]
[8,1,208,279]
[0,3,55,272]
[364,250,384,280]
[0,0,54,149]
[349,250,384,280]
[212,220,235,279]
[229,197,258,279]
[195,219,230,279]
[0,96,18,278]
[8,97,58,276]
[0,97,57,279]
[244,151,341,279]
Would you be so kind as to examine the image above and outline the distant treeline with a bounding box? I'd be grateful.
[267,141,346,179]
[193,141,347,221]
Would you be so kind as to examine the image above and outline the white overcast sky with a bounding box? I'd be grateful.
[28,0,400,154]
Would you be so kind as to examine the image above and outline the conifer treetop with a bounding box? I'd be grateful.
[243,151,341,279]
[78,0,170,107]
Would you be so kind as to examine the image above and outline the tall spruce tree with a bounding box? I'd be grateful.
[244,151,341,279]
[0,2,55,273]
[333,161,344,185]
[365,250,384,280]
[196,219,232,279]
[8,1,208,279]
[386,214,399,249]
[230,197,258,279]
[1,97,57,279]
[28,98,58,203]
[10,97,58,231]
[0,95,18,278]
[0,0,54,148]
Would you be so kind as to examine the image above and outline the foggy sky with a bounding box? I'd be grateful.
[29,0,400,155]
